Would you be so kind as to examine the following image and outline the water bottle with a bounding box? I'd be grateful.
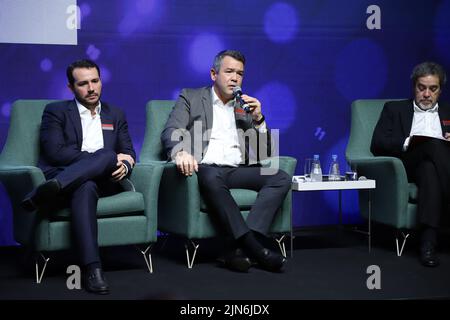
[328,154,341,181]
[310,154,323,182]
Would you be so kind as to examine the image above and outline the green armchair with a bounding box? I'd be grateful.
[0,100,163,282]
[140,100,297,267]
[346,99,416,255]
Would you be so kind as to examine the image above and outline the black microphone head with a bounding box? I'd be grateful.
[232,86,242,97]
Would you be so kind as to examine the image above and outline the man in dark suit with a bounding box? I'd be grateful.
[22,59,136,293]
[161,50,291,273]
[371,61,450,267]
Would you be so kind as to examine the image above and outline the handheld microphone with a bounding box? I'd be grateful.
[232,86,251,113]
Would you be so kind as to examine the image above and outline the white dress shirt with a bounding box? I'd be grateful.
[76,99,104,153]
[200,88,242,166]
[404,101,443,150]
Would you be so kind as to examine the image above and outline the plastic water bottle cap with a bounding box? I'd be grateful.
[332,154,337,161]
[313,154,319,160]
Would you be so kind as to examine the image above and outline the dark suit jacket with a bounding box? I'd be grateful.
[38,100,136,178]
[161,87,272,165]
[371,99,450,158]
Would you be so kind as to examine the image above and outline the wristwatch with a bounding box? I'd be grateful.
[254,114,265,125]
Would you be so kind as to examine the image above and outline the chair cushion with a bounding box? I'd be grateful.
[408,183,418,203]
[51,191,145,220]
[200,188,258,211]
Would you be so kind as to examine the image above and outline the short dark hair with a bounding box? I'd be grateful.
[66,59,101,86]
[411,61,447,87]
[212,50,246,72]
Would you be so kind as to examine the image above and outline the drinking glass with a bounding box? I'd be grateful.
[304,158,312,181]
[345,162,358,181]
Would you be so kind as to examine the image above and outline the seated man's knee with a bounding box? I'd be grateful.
[197,168,225,191]
[272,170,291,191]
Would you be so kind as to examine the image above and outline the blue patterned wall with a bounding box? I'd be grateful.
[1,0,450,245]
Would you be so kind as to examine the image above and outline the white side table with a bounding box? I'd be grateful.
[291,177,376,253]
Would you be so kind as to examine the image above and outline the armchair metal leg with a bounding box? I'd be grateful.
[137,243,154,273]
[395,232,410,257]
[185,240,199,269]
[275,235,287,258]
[35,252,50,284]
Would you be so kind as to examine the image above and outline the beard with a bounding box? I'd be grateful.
[76,93,100,108]
[417,99,436,110]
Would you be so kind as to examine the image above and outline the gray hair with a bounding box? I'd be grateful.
[212,50,246,72]
[411,61,447,87]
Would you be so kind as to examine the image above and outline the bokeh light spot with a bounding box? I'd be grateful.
[40,58,53,72]
[254,81,296,132]
[86,44,101,61]
[189,33,224,73]
[1,102,12,118]
[264,2,299,43]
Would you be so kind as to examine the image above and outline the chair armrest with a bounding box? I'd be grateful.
[129,162,164,237]
[0,165,47,246]
[260,156,297,176]
[350,156,409,188]
[260,156,297,234]
[0,165,46,211]
[349,156,411,228]
[155,162,202,237]
[129,162,164,195]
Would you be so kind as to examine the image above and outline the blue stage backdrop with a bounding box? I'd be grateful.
[1,0,450,245]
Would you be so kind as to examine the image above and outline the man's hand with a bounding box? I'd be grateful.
[117,153,135,168]
[111,162,127,181]
[445,132,450,141]
[175,151,198,176]
[241,94,263,122]
[111,153,134,181]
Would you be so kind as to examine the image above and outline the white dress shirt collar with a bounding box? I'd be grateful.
[75,99,102,117]
[211,86,236,108]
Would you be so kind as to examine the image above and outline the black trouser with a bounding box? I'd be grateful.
[402,138,450,228]
[196,164,291,239]
[45,149,121,266]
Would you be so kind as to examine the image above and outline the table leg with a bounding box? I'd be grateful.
[290,195,294,258]
[368,189,372,253]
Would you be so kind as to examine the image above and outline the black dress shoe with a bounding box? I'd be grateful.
[420,242,439,267]
[83,268,110,294]
[254,248,286,272]
[21,179,61,211]
[221,248,252,272]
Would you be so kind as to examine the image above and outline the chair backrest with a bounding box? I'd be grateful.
[0,100,58,166]
[346,99,403,160]
[140,100,176,162]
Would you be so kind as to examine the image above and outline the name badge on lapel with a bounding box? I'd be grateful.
[102,123,114,131]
